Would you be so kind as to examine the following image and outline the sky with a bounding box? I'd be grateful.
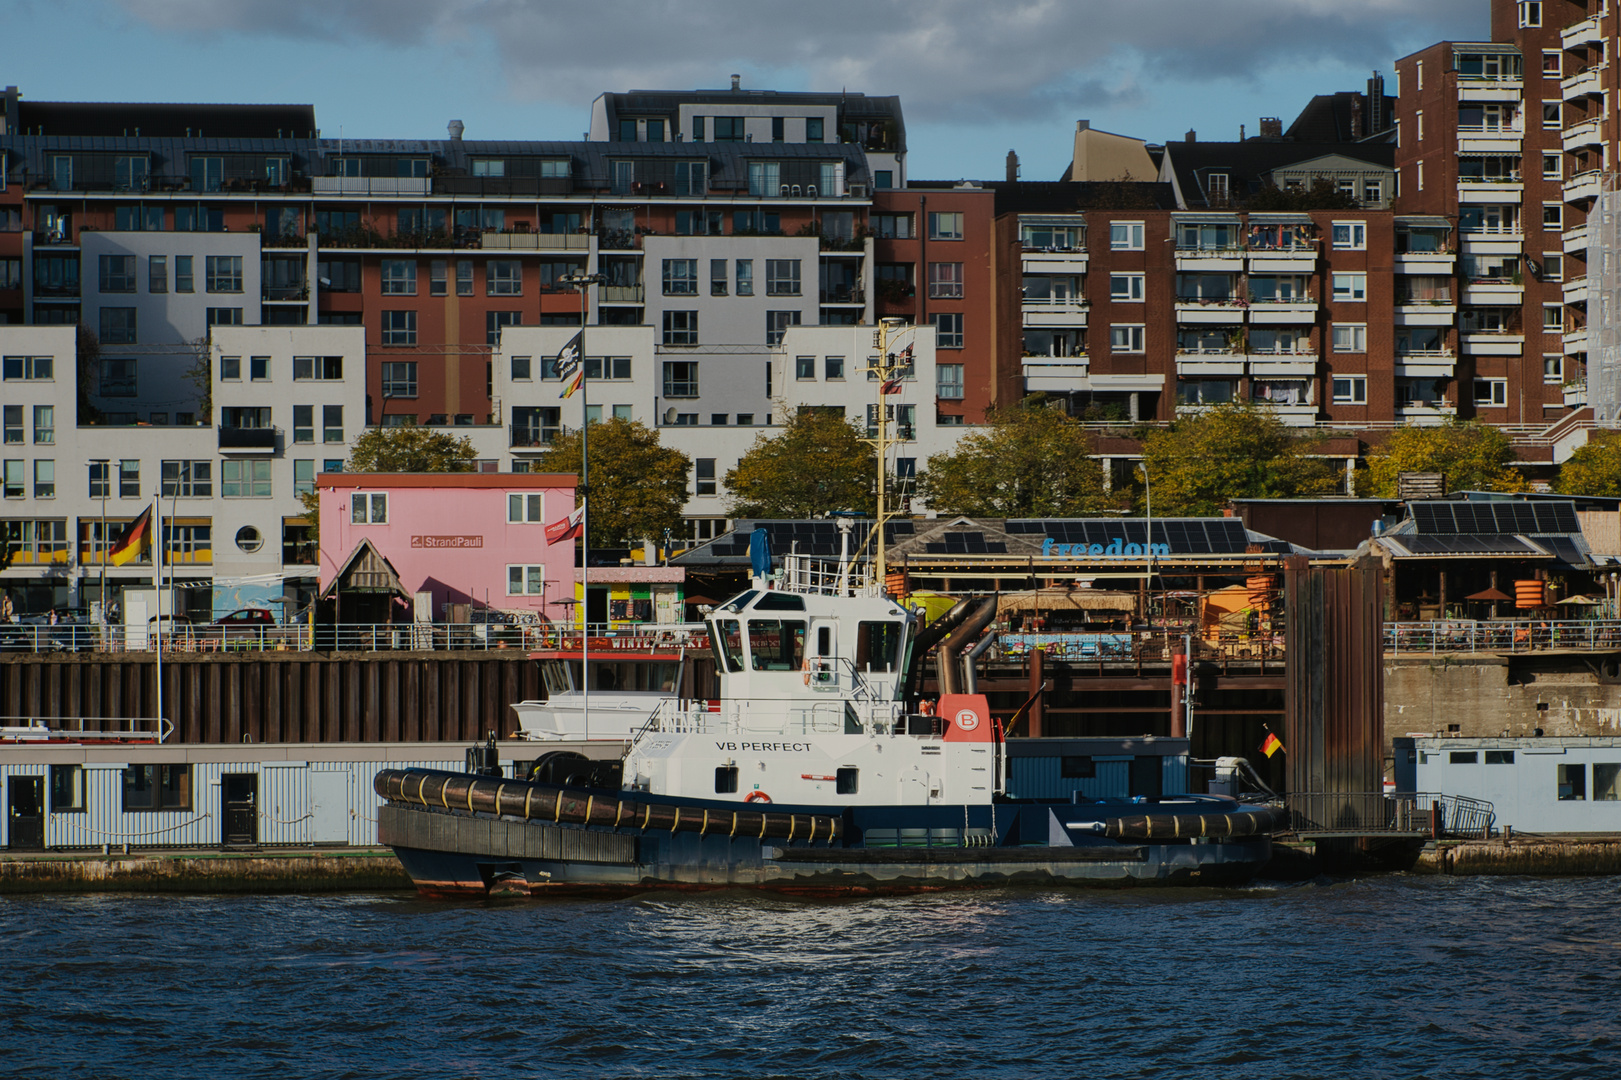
[7,0,1488,180]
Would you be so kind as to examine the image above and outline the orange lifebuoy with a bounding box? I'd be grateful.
[919,700,936,716]
[745,790,772,804]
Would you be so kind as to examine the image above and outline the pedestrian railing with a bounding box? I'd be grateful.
[1284,791,1496,838]
[1386,619,1621,655]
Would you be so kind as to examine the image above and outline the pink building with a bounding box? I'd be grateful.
[317,473,577,620]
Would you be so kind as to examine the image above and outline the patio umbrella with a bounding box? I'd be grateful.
[1466,587,1514,602]
[1556,594,1600,605]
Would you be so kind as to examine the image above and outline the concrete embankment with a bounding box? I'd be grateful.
[0,848,412,894]
[1413,836,1621,876]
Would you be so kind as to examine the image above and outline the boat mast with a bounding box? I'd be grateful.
[565,271,604,737]
[866,317,908,595]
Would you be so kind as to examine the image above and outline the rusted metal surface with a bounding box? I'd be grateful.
[1283,556,1384,800]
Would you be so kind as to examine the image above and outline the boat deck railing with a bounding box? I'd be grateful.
[639,697,904,739]
[1284,791,1495,839]
[0,715,174,743]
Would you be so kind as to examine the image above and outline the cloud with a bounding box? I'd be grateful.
[112,0,1486,123]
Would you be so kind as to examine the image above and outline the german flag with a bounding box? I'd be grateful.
[1260,730,1284,758]
[108,504,153,566]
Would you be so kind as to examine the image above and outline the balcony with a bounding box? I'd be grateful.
[1565,381,1588,407]
[483,230,590,251]
[1563,14,1603,49]
[218,426,277,453]
[1175,349,1245,377]
[1247,352,1318,375]
[1394,251,1457,273]
[1021,296,1088,327]
[1021,249,1088,275]
[262,284,308,302]
[311,176,431,196]
[1459,330,1525,356]
[1565,223,1590,254]
[597,230,643,252]
[1394,299,1458,326]
[509,423,561,451]
[600,283,644,303]
[1457,123,1524,154]
[1562,66,1604,102]
[1565,170,1603,203]
[1564,277,1590,304]
[1174,298,1246,324]
[1173,246,1244,272]
[1566,327,1589,351]
[820,285,866,305]
[1460,278,1523,304]
[1457,177,1523,202]
[1457,76,1522,103]
[1395,402,1459,424]
[1021,353,1090,392]
[1564,118,1603,153]
[1246,298,1317,324]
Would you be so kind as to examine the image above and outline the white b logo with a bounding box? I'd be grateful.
[955,709,980,731]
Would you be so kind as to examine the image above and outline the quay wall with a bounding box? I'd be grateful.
[1384,654,1621,752]
[0,652,544,743]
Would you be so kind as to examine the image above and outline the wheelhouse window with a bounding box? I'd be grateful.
[747,620,807,671]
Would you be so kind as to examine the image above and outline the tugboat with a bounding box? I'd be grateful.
[375,560,1285,897]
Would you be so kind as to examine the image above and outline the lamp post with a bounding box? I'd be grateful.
[1138,460,1153,632]
[89,459,108,622]
[560,270,605,736]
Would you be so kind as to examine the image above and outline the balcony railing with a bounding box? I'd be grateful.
[820,286,866,304]
[600,284,645,303]
[217,426,277,451]
[509,423,561,449]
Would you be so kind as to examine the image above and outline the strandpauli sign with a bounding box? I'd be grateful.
[1041,536,1170,559]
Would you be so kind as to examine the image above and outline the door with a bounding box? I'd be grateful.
[8,776,45,851]
[309,770,350,845]
[221,773,258,847]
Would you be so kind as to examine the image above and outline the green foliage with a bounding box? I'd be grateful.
[917,399,1118,517]
[1364,421,1528,497]
[1554,430,1621,497]
[347,426,479,474]
[725,410,876,518]
[532,418,690,546]
[1243,176,1363,212]
[1139,402,1341,515]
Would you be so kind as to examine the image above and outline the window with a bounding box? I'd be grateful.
[1484,750,1515,765]
[382,311,417,346]
[99,255,136,293]
[1177,380,1237,406]
[381,259,417,295]
[1416,111,1424,141]
[2,355,53,381]
[736,260,754,296]
[88,461,110,499]
[1110,221,1145,250]
[507,564,546,595]
[1332,273,1367,302]
[663,259,698,295]
[1332,376,1368,405]
[1542,154,1561,181]
[663,361,699,397]
[714,116,745,141]
[767,310,801,345]
[206,307,243,327]
[938,364,965,400]
[487,260,522,296]
[1362,179,1383,204]
[51,765,84,812]
[161,460,212,497]
[1543,51,1561,77]
[928,262,964,299]
[457,260,474,296]
[1109,273,1145,302]
[1543,203,1562,229]
[175,255,194,293]
[1,406,18,444]
[1542,254,1563,282]
[747,160,780,196]
[0,258,18,290]
[1545,354,1564,384]
[293,356,343,381]
[1332,324,1367,353]
[1110,324,1144,354]
[695,458,717,496]
[1520,1,1541,27]
[1542,305,1564,333]
[101,308,137,344]
[290,459,315,498]
[323,405,344,443]
[100,358,137,396]
[1,460,20,498]
[510,355,533,382]
[1450,751,1479,765]
[1206,172,1229,203]
[932,312,964,349]
[426,259,448,297]
[928,212,964,240]
[826,356,845,380]
[218,355,240,381]
[205,255,242,293]
[796,355,816,380]
[766,259,801,296]
[33,460,54,499]
[584,356,632,380]
[351,492,388,524]
[1331,222,1366,250]
[508,493,544,523]
[1061,756,1096,779]
[250,356,270,382]
[123,764,191,812]
[710,258,728,296]
[223,458,272,498]
[1596,763,1621,801]
[382,361,417,399]
[663,310,698,346]
[872,213,913,239]
[1474,378,1508,407]
[487,310,521,345]
[1558,762,1585,800]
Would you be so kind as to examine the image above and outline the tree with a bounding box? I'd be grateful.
[916,398,1117,516]
[532,418,690,547]
[1554,430,1621,496]
[348,425,479,473]
[1364,421,1529,497]
[725,410,876,518]
[75,324,103,425]
[1139,403,1341,515]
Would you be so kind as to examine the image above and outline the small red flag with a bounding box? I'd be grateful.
[545,505,584,545]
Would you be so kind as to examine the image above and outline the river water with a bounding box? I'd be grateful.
[3,875,1617,1079]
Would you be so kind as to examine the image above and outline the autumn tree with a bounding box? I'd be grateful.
[1364,421,1529,497]
[916,398,1117,516]
[1555,430,1621,497]
[297,426,478,542]
[532,418,690,547]
[725,410,876,518]
[1139,403,1341,515]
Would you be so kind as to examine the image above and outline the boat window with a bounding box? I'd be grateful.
[540,659,573,696]
[713,619,746,673]
[747,619,806,670]
[715,590,757,614]
[855,620,906,672]
[836,767,859,794]
[715,765,739,793]
[817,626,832,654]
[753,592,805,611]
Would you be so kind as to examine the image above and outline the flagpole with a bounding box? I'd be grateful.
[153,494,164,742]
[562,271,604,739]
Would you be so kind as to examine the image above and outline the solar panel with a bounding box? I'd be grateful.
[1539,537,1590,566]
[1402,535,1535,555]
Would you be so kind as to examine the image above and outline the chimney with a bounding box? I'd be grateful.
[1185,129,1197,143]
[1076,119,1090,132]
[1259,116,1282,139]
[731,73,741,91]
[1350,95,1363,139]
[448,119,464,140]
[1240,123,1246,141]
[1006,149,1020,183]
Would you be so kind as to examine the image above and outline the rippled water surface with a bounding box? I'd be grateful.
[3,875,1619,1079]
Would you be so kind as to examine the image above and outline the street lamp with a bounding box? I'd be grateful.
[89,459,109,622]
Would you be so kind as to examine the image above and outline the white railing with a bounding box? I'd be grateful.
[0,621,709,655]
[1387,620,1621,655]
